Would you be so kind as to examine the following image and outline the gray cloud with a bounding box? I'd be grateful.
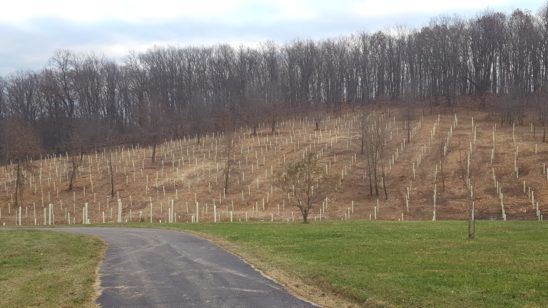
[0,1,542,75]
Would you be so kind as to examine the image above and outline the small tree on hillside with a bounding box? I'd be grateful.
[404,103,413,144]
[438,142,446,192]
[277,152,325,223]
[314,116,322,131]
[103,128,117,198]
[64,129,84,191]
[223,129,236,194]
[361,110,389,199]
[147,99,163,164]
[108,149,115,198]
[0,120,41,206]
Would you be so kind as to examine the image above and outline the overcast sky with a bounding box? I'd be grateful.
[0,0,544,75]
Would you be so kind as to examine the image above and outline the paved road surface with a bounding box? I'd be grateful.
[59,227,315,308]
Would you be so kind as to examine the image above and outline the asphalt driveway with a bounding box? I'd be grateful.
[59,227,314,308]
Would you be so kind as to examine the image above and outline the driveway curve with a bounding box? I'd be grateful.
[59,227,314,308]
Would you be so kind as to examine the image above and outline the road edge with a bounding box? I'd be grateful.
[91,235,107,308]
[183,230,360,308]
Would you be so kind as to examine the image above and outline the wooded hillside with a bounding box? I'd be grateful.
[1,5,548,159]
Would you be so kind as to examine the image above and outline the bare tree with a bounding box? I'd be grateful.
[148,102,163,164]
[404,104,413,144]
[360,112,373,195]
[439,142,446,192]
[223,129,236,194]
[360,112,368,155]
[64,129,84,191]
[261,42,282,134]
[498,85,525,125]
[277,152,326,223]
[361,110,388,199]
[0,120,41,206]
[108,149,115,198]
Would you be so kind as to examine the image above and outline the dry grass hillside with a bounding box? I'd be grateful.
[1,106,546,226]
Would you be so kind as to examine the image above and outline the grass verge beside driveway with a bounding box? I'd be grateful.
[0,230,104,308]
[145,221,548,307]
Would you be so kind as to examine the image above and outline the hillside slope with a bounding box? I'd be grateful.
[1,106,546,225]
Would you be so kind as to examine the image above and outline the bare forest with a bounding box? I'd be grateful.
[1,7,548,160]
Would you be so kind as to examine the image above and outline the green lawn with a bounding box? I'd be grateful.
[0,230,104,308]
[151,221,548,307]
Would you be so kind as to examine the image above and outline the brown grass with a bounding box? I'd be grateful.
[1,106,546,226]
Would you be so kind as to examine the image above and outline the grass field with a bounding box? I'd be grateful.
[0,230,104,308]
[145,221,548,307]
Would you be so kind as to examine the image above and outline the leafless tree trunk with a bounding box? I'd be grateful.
[360,112,367,155]
[361,110,388,199]
[1,120,40,206]
[277,152,325,223]
[382,173,388,200]
[223,130,235,194]
[271,110,277,134]
[405,107,412,144]
[68,155,81,191]
[108,150,115,197]
[151,142,157,163]
[468,201,476,240]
